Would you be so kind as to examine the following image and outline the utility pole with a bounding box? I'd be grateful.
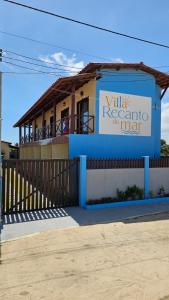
[0,49,2,229]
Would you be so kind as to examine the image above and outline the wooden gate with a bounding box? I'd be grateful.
[2,159,79,215]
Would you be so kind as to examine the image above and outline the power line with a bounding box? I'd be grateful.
[2,51,169,79]
[2,71,58,75]
[2,70,163,79]
[3,47,169,73]
[4,50,169,76]
[0,30,109,61]
[2,68,160,77]
[1,32,169,72]
[3,60,169,80]
[1,67,159,83]
[4,49,84,70]
[3,52,162,77]
[3,56,158,76]
[3,55,78,73]
[4,58,166,78]
[2,61,96,78]
[3,61,61,76]
[2,0,169,49]
[2,58,102,77]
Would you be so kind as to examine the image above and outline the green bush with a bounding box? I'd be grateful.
[117,185,144,201]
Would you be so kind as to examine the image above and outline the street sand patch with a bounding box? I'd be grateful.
[1,213,169,300]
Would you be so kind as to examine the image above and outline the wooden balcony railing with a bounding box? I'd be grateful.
[21,114,95,144]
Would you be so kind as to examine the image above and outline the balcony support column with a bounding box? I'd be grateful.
[34,119,36,141]
[42,111,45,139]
[28,121,31,143]
[70,85,75,134]
[24,125,26,144]
[53,101,56,137]
[19,126,22,145]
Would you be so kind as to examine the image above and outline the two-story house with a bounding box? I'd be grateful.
[14,62,169,159]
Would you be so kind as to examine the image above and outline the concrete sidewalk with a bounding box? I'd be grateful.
[1,200,169,241]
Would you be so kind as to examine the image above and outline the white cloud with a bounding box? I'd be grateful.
[161,102,169,143]
[113,58,124,63]
[39,52,85,76]
[40,53,124,76]
[110,57,124,63]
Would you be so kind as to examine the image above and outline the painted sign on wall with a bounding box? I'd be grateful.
[99,90,152,136]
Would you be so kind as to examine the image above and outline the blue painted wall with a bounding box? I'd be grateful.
[69,69,161,159]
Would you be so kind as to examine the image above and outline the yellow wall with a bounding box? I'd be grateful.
[52,144,68,159]
[41,144,52,159]
[22,78,96,160]
[32,114,43,131]
[32,78,96,130]
[56,78,96,120]
[20,143,68,159]
[20,145,41,159]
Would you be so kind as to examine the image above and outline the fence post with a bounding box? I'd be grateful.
[79,155,87,208]
[143,156,149,199]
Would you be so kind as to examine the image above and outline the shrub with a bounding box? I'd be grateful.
[117,185,144,201]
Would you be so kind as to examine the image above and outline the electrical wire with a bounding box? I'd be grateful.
[2,51,169,82]
[2,64,160,82]
[2,61,61,76]
[2,61,168,83]
[3,55,78,73]
[2,71,57,75]
[3,53,169,77]
[2,61,98,78]
[3,47,169,73]
[2,0,169,49]
[4,49,84,70]
[0,29,109,61]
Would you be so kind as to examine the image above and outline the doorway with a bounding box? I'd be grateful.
[50,116,54,137]
[61,108,69,134]
[77,98,89,134]
[43,119,46,139]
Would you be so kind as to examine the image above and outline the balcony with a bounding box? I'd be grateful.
[21,114,95,144]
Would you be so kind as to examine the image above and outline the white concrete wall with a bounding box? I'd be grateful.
[87,169,144,200]
[149,168,169,195]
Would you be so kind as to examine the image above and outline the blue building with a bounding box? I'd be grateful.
[15,63,169,159]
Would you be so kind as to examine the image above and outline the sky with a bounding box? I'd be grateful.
[1,0,169,143]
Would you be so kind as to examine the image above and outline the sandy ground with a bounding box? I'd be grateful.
[1,213,169,300]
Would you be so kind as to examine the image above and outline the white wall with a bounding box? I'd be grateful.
[87,169,144,200]
[87,167,169,200]
[149,168,169,195]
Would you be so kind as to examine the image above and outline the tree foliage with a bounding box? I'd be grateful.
[161,139,169,156]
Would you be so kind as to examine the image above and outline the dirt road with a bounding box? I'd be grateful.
[1,213,169,300]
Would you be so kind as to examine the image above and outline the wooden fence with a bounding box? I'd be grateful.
[87,157,169,169]
[150,157,169,168]
[2,159,79,215]
[87,158,144,169]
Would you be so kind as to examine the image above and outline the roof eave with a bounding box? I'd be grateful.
[14,73,97,127]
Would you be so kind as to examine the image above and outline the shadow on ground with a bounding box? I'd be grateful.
[3,208,69,224]
[3,200,169,226]
[123,211,169,224]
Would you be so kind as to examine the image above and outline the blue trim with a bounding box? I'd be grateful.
[144,156,149,198]
[79,155,87,208]
[69,70,161,159]
[85,197,169,210]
